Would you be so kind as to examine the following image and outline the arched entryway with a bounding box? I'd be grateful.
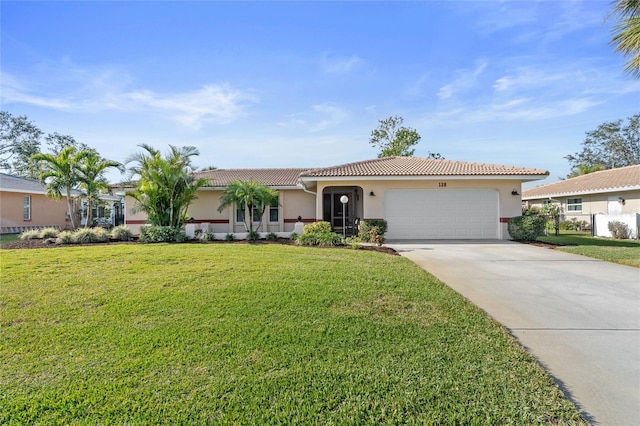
[321,186,362,235]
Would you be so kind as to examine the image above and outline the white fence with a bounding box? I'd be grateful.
[593,214,640,239]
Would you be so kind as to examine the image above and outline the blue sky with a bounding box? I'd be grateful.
[2,1,638,187]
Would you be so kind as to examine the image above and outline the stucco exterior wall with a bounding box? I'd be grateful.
[526,190,640,221]
[0,191,70,230]
[124,188,316,235]
[314,178,524,238]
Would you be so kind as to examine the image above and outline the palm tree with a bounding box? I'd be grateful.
[218,180,279,232]
[76,151,123,227]
[610,0,640,78]
[32,146,83,230]
[126,144,208,228]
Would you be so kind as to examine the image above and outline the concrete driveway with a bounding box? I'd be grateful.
[386,240,640,426]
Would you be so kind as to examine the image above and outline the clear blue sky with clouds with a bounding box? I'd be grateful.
[2,1,638,187]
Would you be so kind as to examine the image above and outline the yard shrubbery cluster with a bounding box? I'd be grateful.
[139,226,188,243]
[296,221,343,246]
[18,225,134,244]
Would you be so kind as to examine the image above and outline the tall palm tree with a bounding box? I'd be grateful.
[218,180,279,232]
[610,0,640,78]
[76,151,123,227]
[126,144,208,228]
[32,146,83,230]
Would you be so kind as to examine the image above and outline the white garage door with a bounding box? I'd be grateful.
[384,189,499,239]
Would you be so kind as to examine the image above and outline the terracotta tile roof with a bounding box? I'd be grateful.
[299,156,548,178]
[522,165,640,199]
[194,168,309,187]
[0,173,82,196]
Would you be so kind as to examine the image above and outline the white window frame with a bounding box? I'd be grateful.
[23,196,31,221]
[268,200,279,223]
[567,198,582,212]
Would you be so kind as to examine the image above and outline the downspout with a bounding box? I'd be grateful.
[297,178,318,222]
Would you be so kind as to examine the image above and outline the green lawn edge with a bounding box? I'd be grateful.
[536,231,640,267]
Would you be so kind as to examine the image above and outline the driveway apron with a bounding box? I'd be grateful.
[387,240,640,426]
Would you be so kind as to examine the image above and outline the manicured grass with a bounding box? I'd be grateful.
[537,231,640,267]
[0,233,20,246]
[1,244,585,424]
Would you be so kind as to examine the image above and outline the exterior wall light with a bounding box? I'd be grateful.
[369,191,375,197]
[511,190,520,196]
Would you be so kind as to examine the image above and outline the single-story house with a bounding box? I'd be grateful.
[0,173,80,233]
[123,157,549,240]
[522,165,640,221]
[0,173,126,233]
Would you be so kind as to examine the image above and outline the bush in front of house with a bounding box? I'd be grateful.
[608,221,630,239]
[140,226,187,243]
[507,215,546,241]
[19,230,42,240]
[74,228,110,243]
[296,221,343,246]
[40,228,60,239]
[266,232,278,241]
[56,231,75,244]
[358,219,388,246]
[110,225,133,241]
[199,232,216,241]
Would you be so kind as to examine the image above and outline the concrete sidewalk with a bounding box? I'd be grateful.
[387,240,640,426]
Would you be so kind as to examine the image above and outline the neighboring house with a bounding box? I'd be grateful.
[0,173,80,233]
[123,157,548,240]
[522,165,640,221]
[0,173,126,233]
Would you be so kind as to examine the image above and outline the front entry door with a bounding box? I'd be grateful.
[324,189,357,235]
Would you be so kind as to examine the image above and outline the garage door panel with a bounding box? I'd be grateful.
[384,189,499,239]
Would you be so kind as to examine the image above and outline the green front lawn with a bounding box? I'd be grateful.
[1,244,585,424]
[537,231,640,267]
[0,233,20,246]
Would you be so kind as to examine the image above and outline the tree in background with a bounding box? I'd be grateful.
[46,132,93,155]
[76,151,123,228]
[126,144,208,229]
[564,113,639,177]
[610,0,640,78]
[32,146,85,230]
[218,180,279,232]
[369,115,442,159]
[0,111,43,179]
[369,116,420,158]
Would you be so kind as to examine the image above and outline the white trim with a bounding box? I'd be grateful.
[300,174,547,184]
[523,185,640,200]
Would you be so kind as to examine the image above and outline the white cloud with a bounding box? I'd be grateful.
[321,53,363,74]
[277,102,349,132]
[0,68,258,129]
[437,60,488,99]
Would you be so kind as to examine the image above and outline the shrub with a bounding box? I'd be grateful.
[40,227,60,239]
[266,232,278,241]
[56,231,75,244]
[20,230,41,240]
[73,228,110,244]
[225,233,235,241]
[507,215,546,241]
[359,220,388,245]
[247,230,260,241]
[140,226,187,243]
[199,232,216,241]
[344,236,362,250]
[110,225,132,241]
[289,232,299,241]
[296,231,343,246]
[302,221,332,235]
[608,221,630,239]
